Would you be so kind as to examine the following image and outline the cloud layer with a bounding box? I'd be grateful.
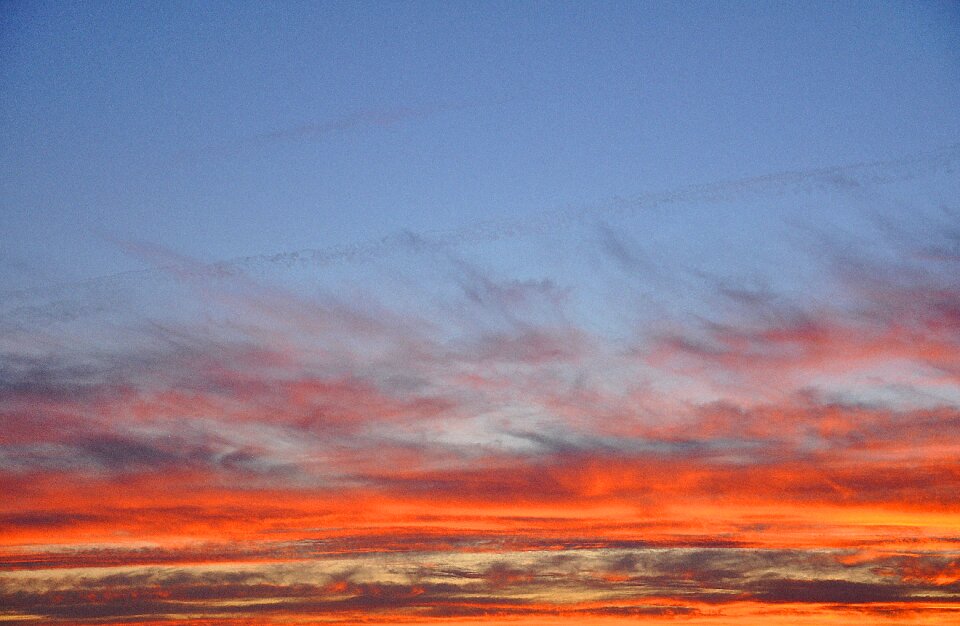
[2,163,960,624]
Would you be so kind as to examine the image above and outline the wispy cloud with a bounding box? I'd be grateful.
[176,101,475,160]
[2,149,960,623]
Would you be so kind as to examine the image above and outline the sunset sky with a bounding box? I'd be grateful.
[2,2,960,625]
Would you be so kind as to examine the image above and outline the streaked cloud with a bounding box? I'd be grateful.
[2,155,959,624]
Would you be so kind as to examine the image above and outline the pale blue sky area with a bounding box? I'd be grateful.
[2,1,959,290]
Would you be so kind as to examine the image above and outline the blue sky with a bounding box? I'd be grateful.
[2,1,959,290]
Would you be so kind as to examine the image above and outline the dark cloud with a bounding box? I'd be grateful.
[745,578,925,604]
[5,546,960,623]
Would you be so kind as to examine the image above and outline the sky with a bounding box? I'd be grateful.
[1,2,960,625]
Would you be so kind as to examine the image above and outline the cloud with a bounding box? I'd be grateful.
[3,547,959,623]
[2,150,960,623]
[177,102,473,160]
[6,141,958,334]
